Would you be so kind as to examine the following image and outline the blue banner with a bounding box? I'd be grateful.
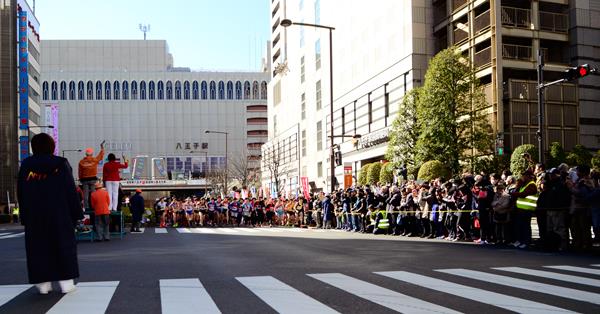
[18,10,29,130]
[19,136,29,160]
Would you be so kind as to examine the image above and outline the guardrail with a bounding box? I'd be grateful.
[502,44,532,61]
[501,6,531,28]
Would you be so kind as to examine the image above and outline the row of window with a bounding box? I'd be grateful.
[42,80,268,101]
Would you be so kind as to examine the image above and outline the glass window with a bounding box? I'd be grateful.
[114,81,120,100]
[201,81,208,99]
[78,81,84,100]
[302,129,306,156]
[261,81,268,99]
[140,81,147,100]
[317,162,323,177]
[184,81,190,100]
[301,93,306,119]
[218,81,225,99]
[236,81,242,99]
[122,81,129,100]
[87,81,94,100]
[131,81,138,100]
[175,81,182,99]
[244,81,251,99]
[209,81,216,99]
[315,0,320,24]
[166,81,173,100]
[149,81,155,100]
[300,20,305,48]
[69,81,76,100]
[60,81,67,100]
[51,81,58,100]
[317,121,322,151]
[315,39,321,70]
[42,81,48,100]
[301,56,305,83]
[316,80,322,110]
[273,114,278,135]
[227,81,234,99]
[192,81,199,99]
[96,81,102,100]
[104,81,111,100]
[252,81,260,100]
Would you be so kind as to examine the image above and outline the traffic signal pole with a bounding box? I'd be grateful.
[537,50,545,165]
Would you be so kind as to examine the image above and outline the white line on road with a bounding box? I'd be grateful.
[160,278,220,314]
[0,284,31,307]
[46,281,119,314]
[592,264,600,267]
[237,276,339,314]
[259,228,284,232]
[176,228,191,233]
[543,265,600,276]
[376,271,573,314]
[0,232,10,236]
[236,228,259,233]
[189,228,216,234]
[308,273,460,314]
[494,267,600,288]
[155,228,168,234]
[215,228,239,233]
[438,268,600,305]
[0,232,24,240]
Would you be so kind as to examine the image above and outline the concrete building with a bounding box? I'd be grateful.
[0,0,42,207]
[41,40,269,192]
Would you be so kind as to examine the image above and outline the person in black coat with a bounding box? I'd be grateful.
[17,133,83,294]
[130,189,145,232]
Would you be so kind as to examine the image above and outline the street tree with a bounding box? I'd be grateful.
[229,150,261,190]
[261,142,293,197]
[386,87,421,176]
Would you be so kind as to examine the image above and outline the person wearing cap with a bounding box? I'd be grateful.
[130,189,144,233]
[78,142,104,210]
[91,181,110,241]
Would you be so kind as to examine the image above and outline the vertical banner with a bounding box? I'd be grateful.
[19,136,29,161]
[50,105,59,155]
[270,182,278,199]
[18,11,29,131]
[301,177,310,200]
[344,165,353,189]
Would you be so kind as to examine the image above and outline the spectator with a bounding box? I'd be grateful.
[78,142,104,209]
[567,165,594,251]
[130,189,144,233]
[91,182,111,241]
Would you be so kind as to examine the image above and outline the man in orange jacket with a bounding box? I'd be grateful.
[78,141,104,210]
[91,181,110,241]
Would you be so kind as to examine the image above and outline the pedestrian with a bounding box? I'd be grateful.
[17,133,83,294]
[567,165,594,251]
[91,181,111,241]
[130,189,144,233]
[321,193,334,229]
[102,153,128,212]
[78,142,104,210]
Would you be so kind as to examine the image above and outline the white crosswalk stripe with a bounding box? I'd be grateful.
[494,267,600,288]
[46,281,119,314]
[155,228,168,234]
[308,273,460,314]
[376,271,574,314]
[189,228,216,234]
[0,232,24,240]
[437,268,600,305]
[160,278,220,314]
[543,265,600,276]
[176,228,191,233]
[592,264,600,267]
[131,228,145,234]
[0,284,31,307]
[236,276,339,314]
[214,228,239,233]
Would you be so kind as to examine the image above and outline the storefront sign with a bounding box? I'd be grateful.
[343,165,353,189]
[301,177,310,199]
[357,128,389,150]
[18,10,28,131]
[175,142,208,150]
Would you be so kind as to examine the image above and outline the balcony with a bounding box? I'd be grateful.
[502,44,532,61]
[474,47,491,68]
[540,11,568,33]
[452,0,467,11]
[474,10,491,34]
[501,6,531,29]
[454,27,469,45]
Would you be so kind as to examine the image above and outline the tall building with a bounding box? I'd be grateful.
[41,40,268,189]
[0,0,41,207]
[264,0,433,194]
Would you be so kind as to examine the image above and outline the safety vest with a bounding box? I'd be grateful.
[12,207,19,216]
[376,210,390,229]
[516,181,538,211]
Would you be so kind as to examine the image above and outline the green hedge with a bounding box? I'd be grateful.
[367,163,382,185]
[417,160,449,181]
[510,144,538,175]
[379,163,394,185]
[358,163,372,186]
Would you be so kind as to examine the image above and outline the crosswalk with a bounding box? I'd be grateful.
[0,232,24,240]
[1,264,599,313]
[129,227,339,235]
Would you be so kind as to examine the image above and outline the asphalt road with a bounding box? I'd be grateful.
[0,226,599,314]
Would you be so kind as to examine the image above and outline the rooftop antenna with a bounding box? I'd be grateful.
[139,24,150,40]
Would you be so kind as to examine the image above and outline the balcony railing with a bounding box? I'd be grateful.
[452,0,468,11]
[502,44,532,61]
[540,11,568,33]
[474,47,492,68]
[454,27,468,44]
[474,10,491,33]
[501,6,531,28]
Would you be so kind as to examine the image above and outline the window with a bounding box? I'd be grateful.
[96,81,102,100]
[316,121,322,150]
[68,81,75,100]
[209,81,216,99]
[104,81,111,100]
[51,81,57,100]
[223,81,232,99]
[201,81,208,99]
[114,81,120,100]
[87,81,94,100]
[78,81,84,100]
[301,129,306,156]
[235,81,242,99]
[261,81,268,99]
[316,80,322,110]
[166,81,173,100]
[300,56,305,83]
[149,81,155,100]
[301,93,306,119]
[60,81,67,100]
[218,81,225,99]
[317,162,323,177]
[315,39,322,70]
[157,81,164,99]
[192,81,199,99]
[172,81,180,99]
[273,114,278,135]
[131,81,138,100]
[274,81,281,106]
[140,81,146,100]
[315,0,320,24]
[42,81,48,100]
[122,81,128,100]
[184,81,190,100]
[253,81,260,99]
[244,81,251,99]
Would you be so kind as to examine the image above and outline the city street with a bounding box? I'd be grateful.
[0,226,599,313]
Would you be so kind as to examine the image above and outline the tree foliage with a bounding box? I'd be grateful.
[379,162,394,185]
[367,163,382,185]
[547,142,566,169]
[414,48,493,175]
[591,150,600,170]
[386,87,421,175]
[358,163,371,186]
[566,144,592,167]
[510,144,538,175]
[417,160,450,181]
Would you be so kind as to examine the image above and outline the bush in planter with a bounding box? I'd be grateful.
[358,163,372,186]
[367,162,383,185]
[547,142,566,168]
[379,162,394,185]
[510,144,538,175]
[417,160,449,181]
[566,144,592,167]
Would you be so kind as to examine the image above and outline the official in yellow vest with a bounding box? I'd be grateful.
[510,170,538,249]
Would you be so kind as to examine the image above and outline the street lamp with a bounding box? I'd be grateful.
[280,19,337,192]
[62,149,82,158]
[190,150,208,197]
[205,130,229,195]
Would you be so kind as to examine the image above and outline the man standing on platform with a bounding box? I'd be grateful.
[78,141,104,210]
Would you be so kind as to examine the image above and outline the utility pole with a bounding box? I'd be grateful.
[536,49,544,165]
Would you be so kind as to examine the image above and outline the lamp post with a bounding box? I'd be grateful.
[190,150,209,197]
[205,130,229,195]
[280,18,337,192]
[62,149,82,158]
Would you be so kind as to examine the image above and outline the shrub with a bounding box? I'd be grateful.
[592,150,600,171]
[367,163,383,185]
[547,142,566,168]
[417,160,449,181]
[357,163,372,186]
[379,162,394,185]
[566,144,592,167]
[510,144,538,175]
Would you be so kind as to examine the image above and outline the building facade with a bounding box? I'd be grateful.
[0,0,42,207]
[41,40,269,188]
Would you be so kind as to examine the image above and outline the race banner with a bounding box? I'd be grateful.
[301,176,310,200]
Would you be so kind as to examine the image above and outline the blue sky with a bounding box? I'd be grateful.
[35,0,270,71]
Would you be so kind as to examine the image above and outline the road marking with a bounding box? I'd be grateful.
[160,278,220,314]
[0,284,31,307]
[376,271,573,314]
[190,228,216,234]
[259,228,284,232]
[176,228,191,233]
[0,232,10,236]
[308,273,459,314]
[438,268,600,305]
[494,267,600,288]
[0,232,24,240]
[592,264,600,267]
[237,276,339,314]
[237,228,259,233]
[543,265,600,276]
[215,228,239,233]
[155,228,168,234]
[46,281,119,314]
[130,228,145,234]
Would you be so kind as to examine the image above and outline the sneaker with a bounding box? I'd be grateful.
[474,239,482,244]
[518,243,528,249]
[58,279,76,294]
[35,282,52,295]
[511,241,521,248]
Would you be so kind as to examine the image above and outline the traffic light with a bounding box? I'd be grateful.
[564,64,591,81]
[334,150,342,166]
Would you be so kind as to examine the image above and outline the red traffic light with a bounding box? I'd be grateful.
[579,66,588,77]
[564,64,591,81]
